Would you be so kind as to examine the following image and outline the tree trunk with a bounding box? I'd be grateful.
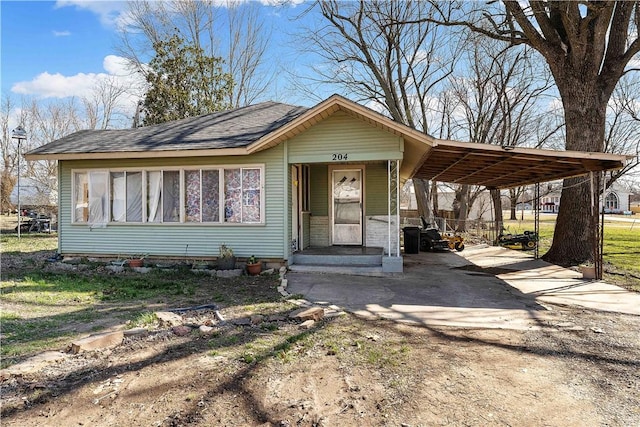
[455,185,470,232]
[543,79,608,266]
[509,188,518,220]
[431,180,439,218]
[413,178,433,225]
[490,188,504,243]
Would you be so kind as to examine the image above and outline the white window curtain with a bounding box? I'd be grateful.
[74,172,88,222]
[147,171,162,222]
[126,172,143,222]
[111,172,126,222]
[88,171,109,225]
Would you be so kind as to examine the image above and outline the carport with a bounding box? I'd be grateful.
[401,137,632,279]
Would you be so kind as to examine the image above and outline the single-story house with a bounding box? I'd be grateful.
[26,94,630,273]
[540,183,633,214]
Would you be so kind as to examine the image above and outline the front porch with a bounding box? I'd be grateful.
[289,160,402,274]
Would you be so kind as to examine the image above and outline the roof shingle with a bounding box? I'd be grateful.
[28,101,308,156]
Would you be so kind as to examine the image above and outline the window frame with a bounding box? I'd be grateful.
[71,165,265,225]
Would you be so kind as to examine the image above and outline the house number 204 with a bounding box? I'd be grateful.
[332,153,348,161]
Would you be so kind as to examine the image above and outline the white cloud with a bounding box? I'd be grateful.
[258,0,305,6]
[11,55,146,118]
[52,30,71,37]
[54,0,128,28]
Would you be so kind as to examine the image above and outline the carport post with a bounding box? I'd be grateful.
[534,183,540,259]
[592,172,605,280]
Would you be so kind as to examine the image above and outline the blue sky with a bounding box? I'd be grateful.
[1,0,318,109]
[1,1,127,96]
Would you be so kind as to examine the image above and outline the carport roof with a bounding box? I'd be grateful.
[409,139,630,189]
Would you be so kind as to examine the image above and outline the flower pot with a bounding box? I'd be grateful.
[217,256,236,270]
[246,262,262,276]
[581,265,596,279]
[128,258,144,268]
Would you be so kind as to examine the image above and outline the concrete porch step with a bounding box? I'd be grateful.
[288,264,385,276]
[291,253,383,266]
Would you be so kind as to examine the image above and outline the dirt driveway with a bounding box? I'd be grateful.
[2,245,639,426]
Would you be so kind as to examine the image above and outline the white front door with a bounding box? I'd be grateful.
[331,168,362,245]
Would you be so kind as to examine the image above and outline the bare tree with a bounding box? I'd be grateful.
[422,0,640,265]
[1,95,20,212]
[299,0,460,223]
[117,0,272,108]
[605,74,640,186]
[83,76,130,130]
[446,33,555,232]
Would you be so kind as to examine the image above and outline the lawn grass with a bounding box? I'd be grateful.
[0,232,282,368]
[503,214,640,291]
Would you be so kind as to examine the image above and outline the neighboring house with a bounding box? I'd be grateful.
[539,184,632,214]
[26,94,629,273]
[603,185,632,214]
[540,193,561,213]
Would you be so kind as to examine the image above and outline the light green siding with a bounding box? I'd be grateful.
[309,164,328,216]
[287,111,403,163]
[58,146,286,260]
[365,162,389,215]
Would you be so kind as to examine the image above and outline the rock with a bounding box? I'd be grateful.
[299,320,315,329]
[260,268,275,275]
[279,266,287,275]
[172,325,192,336]
[123,327,148,337]
[268,315,286,322]
[216,269,242,278]
[55,263,77,271]
[155,311,183,327]
[105,265,125,273]
[232,317,252,326]
[0,351,69,377]
[250,315,264,325]
[70,331,124,354]
[590,327,605,334]
[199,325,214,334]
[131,267,152,274]
[289,307,325,322]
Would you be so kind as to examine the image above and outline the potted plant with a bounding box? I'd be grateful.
[128,254,148,268]
[217,244,236,270]
[246,255,262,276]
[580,262,596,279]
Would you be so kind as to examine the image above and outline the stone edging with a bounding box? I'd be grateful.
[277,267,345,319]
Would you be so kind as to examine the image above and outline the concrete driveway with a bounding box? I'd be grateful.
[286,245,640,330]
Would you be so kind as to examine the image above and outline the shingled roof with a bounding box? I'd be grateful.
[27,101,308,158]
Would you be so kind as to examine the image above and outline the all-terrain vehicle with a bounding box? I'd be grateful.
[497,229,538,251]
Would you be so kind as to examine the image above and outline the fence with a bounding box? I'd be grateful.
[400,212,498,244]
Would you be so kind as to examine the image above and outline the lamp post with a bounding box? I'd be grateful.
[12,125,27,239]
